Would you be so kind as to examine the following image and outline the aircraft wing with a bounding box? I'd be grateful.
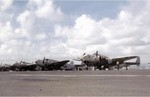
[55,60,70,66]
[46,60,70,70]
[111,56,139,62]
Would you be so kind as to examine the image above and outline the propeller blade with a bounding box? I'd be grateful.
[83,53,86,56]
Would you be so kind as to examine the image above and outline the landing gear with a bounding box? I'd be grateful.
[35,66,42,71]
[117,64,119,70]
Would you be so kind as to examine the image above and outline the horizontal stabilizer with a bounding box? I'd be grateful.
[125,56,140,66]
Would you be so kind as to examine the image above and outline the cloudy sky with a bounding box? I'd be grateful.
[0,0,150,65]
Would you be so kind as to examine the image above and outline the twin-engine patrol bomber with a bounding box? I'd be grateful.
[9,58,69,71]
[75,51,140,70]
[0,51,140,71]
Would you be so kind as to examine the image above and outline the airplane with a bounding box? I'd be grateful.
[0,63,10,71]
[10,61,37,71]
[75,51,140,70]
[35,57,70,70]
[8,58,69,71]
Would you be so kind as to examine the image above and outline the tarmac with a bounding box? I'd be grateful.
[0,70,150,96]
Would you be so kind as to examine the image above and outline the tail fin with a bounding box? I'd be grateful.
[136,56,140,66]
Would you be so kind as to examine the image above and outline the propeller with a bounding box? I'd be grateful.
[20,61,22,64]
[83,53,86,56]
[43,57,45,63]
[96,51,98,56]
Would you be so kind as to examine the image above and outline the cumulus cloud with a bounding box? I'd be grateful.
[55,15,107,49]
[15,10,35,39]
[0,0,65,63]
[28,0,64,21]
[0,0,13,11]
[17,10,34,28]
[0,0,150,65]
[14,0,64,40]
[53,0,150,63]
[0,22,14,42]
